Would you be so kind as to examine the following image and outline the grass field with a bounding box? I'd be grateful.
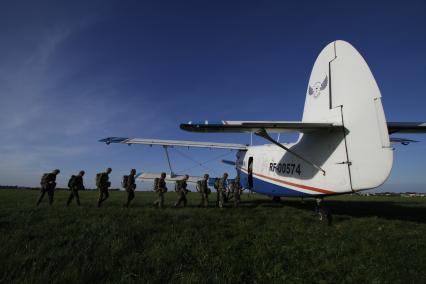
[1,189,426,283]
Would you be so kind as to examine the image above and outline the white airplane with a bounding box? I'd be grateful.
[100,40,426,221]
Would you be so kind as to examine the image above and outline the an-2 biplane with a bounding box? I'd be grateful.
[101,40,426,221]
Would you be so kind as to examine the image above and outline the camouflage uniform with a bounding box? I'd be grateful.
[124,170,136,208]
[37,170,60,206]
[217,173,228,208]
[174,176,189,207]
[97,169,111,207]
[153,173,167,208]
[198,174,210,207]
[231,177,243,208]
[67,171,85,206]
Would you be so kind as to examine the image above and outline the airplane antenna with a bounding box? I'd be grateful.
[162,146,174,177]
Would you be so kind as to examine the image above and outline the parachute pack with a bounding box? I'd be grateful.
[40,173,49,186]
[68,175,76,189]
[95,173,103,188]
[196,180,202,192]
[122,175,129,188]
[153,178,160,192]
[214,178,220,190]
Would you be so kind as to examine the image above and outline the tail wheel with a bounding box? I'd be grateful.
[317,207,332,226]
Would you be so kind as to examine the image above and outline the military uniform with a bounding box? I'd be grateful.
[217,174,228,208]
[231,177,243,208]
[153,175,167,208]
[97,170,111,207]
[124,171,136,208]
[198,177,210,207]
[67,173,85,206]
[37,171,59,206]
[174,178,188,207]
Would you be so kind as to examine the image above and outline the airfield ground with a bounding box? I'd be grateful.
[0,189,425,283]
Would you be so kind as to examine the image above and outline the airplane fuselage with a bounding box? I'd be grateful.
[235,142,354,197]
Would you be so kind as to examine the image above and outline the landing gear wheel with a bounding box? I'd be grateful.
[315,198,332,226]
[272,196,281,202]
[317,207,332,226]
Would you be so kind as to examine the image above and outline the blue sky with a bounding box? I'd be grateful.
[0,0,425,191]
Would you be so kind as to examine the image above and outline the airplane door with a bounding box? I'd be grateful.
[248,157,253,188]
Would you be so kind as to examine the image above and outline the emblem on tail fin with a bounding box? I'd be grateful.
[308,75,328,97]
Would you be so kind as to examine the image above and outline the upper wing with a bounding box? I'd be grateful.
[99,137,248,150]
[180,121,343,133]
[387,122,426,134]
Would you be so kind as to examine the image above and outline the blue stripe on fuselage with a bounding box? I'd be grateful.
[238,169,311,197]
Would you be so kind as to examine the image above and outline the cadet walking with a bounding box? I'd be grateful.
[37,169,60,206]
[174,175,189,207]
[66,170,85,206]
[153,172,167,208]
[197,174,210,207]
[96,168,112,207]
[123,169,137,208]
[216,173,228,208]
[230,176,243,208]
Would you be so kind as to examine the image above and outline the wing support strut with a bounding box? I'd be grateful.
[255,129,326,176]
[163,146,175,177]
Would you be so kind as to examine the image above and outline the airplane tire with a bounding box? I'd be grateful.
[318,207,332,226]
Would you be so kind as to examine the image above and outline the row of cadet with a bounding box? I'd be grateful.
[36,168,244,208]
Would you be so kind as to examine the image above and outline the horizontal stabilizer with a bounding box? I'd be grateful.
[387,122,426,134]
[180,121,343,133]
[99,137,247,150]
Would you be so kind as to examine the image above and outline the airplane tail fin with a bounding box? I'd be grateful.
[302,40,393,191]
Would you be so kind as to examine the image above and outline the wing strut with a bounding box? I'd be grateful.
[255,129,326,176]
[163,146,175,177]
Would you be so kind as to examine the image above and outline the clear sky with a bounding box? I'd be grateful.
[0,0,425,191]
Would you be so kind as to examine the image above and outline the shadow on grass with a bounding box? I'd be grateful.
[242,198,426,224]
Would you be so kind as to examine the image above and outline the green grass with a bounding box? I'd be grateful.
[1,189,426,283]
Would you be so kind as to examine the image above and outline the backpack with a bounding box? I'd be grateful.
[175,180,183,192]
[122,175,129,188]
[196,180,202,192]
[95,173,103,187]
[68,175,76,189]
[40,173,49,186]
[214,178,220,190]
[153,178,160,192]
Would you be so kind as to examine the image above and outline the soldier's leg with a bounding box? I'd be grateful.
[97,189,103,207]
[183,194,187,207]
[174,193,181,207]
[75,190,80,206]
[67,192,74,206]
[204,193,209,207]
[48,188,54,205]
[124,191,129,207]
[126,191,134,207]
[102,190,109,203]
[159,193,164,208]
[198,193,203,207]
[36,188,47,206]
[219,191,224,208]
[216,191,220,207]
